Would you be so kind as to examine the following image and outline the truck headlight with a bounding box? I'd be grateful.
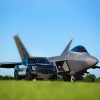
[32,66,37,71]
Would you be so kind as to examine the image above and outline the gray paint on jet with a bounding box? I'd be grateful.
[48,39,99,78]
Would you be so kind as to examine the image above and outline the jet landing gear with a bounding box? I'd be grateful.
[71,75,75,82]
[62,71,76,82]
[70,71,75,82]
[62,74,71,81]
[62,75,75,82]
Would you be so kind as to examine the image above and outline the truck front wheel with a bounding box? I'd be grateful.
[26,70,32,80]
[14,71,20,80]
[50,75,57,80]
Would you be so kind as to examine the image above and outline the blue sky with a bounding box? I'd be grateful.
[0,0,100,77]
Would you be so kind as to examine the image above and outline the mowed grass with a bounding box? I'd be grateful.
[0,80,100,100]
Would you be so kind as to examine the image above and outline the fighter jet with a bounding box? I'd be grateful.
[0,35,100,81]
[48,39,100,81]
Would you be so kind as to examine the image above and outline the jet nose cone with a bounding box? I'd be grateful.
[91,57,98,65]
[86,56,98,67]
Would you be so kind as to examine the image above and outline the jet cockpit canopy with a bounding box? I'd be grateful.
[71,45,88,53]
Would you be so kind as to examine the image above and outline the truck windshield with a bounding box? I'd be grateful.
[29,58,50,64]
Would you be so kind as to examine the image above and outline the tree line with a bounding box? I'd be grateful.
[0,74,100,82]
[82,74,100,82]
[0,75,14,80]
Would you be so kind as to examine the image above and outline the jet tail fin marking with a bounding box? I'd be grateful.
[61,39,73,56]
[14,35,30,59]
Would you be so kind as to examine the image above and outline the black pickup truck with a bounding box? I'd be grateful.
[14,57,57,80]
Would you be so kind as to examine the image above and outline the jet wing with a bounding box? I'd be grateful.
[92,66,100,69]
[0,62,21,68]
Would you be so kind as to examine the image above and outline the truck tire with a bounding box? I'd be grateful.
[63,76,67,81]
[63,75,71,81]
[26,70,32,80]
[14,71,20,80]
[50,75,57,80]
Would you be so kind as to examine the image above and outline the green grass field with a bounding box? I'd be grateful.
[0,80,100,100]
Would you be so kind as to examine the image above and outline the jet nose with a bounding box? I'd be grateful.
[86,56,98,67]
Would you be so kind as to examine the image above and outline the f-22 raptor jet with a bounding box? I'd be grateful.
[0,35,100,81]
[48,39,100,81]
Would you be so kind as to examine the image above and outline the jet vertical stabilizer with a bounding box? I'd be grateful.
[61,39,73,57]
[14,35,30,59]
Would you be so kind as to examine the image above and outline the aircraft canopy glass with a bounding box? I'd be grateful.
[71,45,88,53]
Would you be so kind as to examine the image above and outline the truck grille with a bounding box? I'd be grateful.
[37,68,53,74]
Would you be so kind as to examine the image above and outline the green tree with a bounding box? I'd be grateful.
[83,74,96,82]
[96,77,100,82]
